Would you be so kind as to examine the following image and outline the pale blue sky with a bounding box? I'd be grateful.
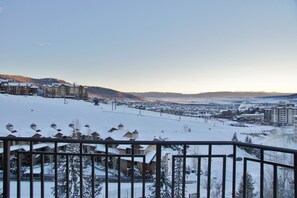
[0,0,297,93]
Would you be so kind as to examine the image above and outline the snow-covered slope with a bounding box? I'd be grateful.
[0,94,286,146]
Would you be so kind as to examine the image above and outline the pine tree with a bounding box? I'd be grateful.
[148,157,172,198]
[236,172,257,198]
[232,132,238,142]
[52,143,102,197]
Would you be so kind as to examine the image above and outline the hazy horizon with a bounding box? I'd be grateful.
[1,1,297,93]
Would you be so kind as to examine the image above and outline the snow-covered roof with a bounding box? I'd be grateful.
[0,78,9,83]
[239,113,264,117]
[121,149,156,163]
[0,143,50,154]
[101,129,132,141]
[94,144,119,154]
[7,82,33,87]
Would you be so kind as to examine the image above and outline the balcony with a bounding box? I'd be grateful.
[0,137,297,198]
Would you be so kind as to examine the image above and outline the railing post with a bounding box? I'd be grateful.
[3,140,10,198]
[155,144,162,198]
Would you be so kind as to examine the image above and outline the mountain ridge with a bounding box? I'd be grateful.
[0,74,144,101]
[130,91,293,98]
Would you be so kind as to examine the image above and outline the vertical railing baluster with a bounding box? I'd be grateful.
[207,145,212,198]
[260,149,264,198]
[294,153,297,198]
[232,144,237,198]
[182,144,187,198]
[30,141,34,198]
[17,152,21,198]
[142,156,146,198]
[41,154,44,198]
[172,155,175,198]
[105,144,109,198]
[273,164,278,198]
[80,143,83,197]
[197,157,201,198]
[156,144,162,198]
[118,157,121,198]
[222,156,226,198]
[54,142,58,198]
[3,140,10,198]
[131,144,135,198]
[66,155,69,198]
[91,156,95,198]
[243,158,247,198]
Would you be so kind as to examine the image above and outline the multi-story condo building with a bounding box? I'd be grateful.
[1,81,38,95]
[43,83,88,100]
[265,102,297,126]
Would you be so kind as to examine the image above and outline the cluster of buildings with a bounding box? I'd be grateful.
[264,102,297,126]
[0,123,161,176]
[0,77,88,100]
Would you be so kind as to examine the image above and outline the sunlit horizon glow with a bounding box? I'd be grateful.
[0,1,297,94]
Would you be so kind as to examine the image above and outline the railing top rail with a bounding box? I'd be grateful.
[1,136,297,154]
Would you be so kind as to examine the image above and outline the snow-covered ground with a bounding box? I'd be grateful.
[0,94,296,197]
[0,94,280,143]
[1,94,296,148]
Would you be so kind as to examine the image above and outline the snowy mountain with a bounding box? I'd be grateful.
[0,74,144,101]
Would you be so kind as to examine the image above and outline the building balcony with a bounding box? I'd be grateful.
[0,137,296,197]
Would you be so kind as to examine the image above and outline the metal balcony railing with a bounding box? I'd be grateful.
[0,137,297,198]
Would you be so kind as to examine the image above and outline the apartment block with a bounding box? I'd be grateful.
[43,83,88,99]
[265,103,297,126]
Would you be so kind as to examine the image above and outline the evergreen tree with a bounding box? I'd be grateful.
[232,132,238,142]
[173,155,185,198]
[52,143,102,197]
[148,157,172,198]
[236,172,257,198]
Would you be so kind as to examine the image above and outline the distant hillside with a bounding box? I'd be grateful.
[0,74,144,101]
[88,87,144,101]
[261,93,297,99]
[0,74,67,86]
[131,91,292,99]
